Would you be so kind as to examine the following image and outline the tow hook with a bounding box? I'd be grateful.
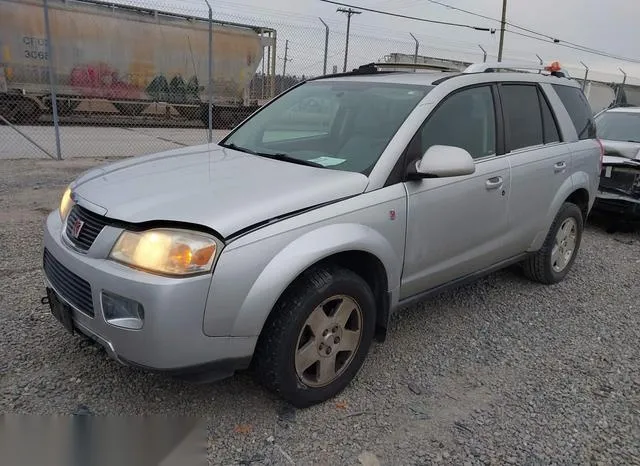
[41,296,50,305]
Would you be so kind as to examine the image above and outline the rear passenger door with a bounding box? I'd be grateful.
[498,83,571,255]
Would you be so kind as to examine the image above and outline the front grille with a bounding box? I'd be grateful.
[65,204,109,251]
[43,248,94,317]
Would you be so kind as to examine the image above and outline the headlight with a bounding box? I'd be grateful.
[109,228,221,276]
[59,187,74,221]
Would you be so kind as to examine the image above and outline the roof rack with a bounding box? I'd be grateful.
[368,62,461,72]
[307,61,457,82]
[463,61,571,78]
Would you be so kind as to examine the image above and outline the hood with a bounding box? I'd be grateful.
[71,144,369,238]
[600,140,640,161]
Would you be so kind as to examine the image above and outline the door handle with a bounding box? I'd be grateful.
[485,176,503,190]
[554,161,567,172]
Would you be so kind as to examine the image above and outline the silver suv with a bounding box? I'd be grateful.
[43,61,601,407]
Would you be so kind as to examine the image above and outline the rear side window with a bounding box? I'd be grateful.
[552,84,596,140]
[538,89,561,143]
[500,84,544,151]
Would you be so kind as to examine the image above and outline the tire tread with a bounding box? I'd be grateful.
[523,202,583,285]
[252,264,373,407]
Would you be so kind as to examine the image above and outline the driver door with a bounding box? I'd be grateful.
[400,84,512,299]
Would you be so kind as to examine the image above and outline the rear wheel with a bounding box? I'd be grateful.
[252,265,376,408]
[523,202,584,284]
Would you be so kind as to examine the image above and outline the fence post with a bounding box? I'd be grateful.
[204,0,213,143]
[478,45,487,63]
[579,61,589,91]
[43,0,62,160]
[270,30,277,99]
[319,18,329,76]
[535,54,543,74]
[617,68,627,106]
[409,33,419,71]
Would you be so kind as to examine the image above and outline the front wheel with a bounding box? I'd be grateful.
[523,202,584,284]
[252,265,376,408]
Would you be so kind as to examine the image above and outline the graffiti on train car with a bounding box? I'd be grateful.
[70,63,142,100]
[69,62,202,103]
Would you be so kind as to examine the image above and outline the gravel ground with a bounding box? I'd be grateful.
[1,158,639,466]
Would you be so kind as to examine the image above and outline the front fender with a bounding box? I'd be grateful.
[230,223,401,337]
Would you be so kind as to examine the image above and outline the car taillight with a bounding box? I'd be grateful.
[596,138,604,171]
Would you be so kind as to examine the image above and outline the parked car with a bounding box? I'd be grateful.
[42,61,601,408]
[592,106,640,224]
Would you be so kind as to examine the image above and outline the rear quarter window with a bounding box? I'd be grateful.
[551,84,596,140]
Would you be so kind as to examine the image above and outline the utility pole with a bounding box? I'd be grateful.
[280,40,292,93]
[282,40,290,78]
[497,0,507,62]
[337,7,361,72]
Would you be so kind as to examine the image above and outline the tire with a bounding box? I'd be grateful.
[252,265,376,408]
[523,202,584,285]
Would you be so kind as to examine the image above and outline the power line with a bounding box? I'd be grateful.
[176,0,503,58]
[505,30,640,65]
[319,0,496,32]
[423,0,640,64]
[424,0,556,41]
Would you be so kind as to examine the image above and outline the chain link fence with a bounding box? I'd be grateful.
[1,0,639,160]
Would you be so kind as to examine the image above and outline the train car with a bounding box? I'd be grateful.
[0,0,273,127]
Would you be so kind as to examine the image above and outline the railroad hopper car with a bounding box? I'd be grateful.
[0,0,271,127]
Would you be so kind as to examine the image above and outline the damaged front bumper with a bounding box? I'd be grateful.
[594,157,640,222]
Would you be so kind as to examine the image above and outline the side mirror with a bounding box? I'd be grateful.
[408,145,476,179]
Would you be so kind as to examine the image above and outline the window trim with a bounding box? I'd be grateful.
[536,85,564,144]
[390,82,502,184]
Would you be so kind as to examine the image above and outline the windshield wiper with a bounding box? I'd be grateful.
[219,142,258,155]
[253,151,324,168]
[221,142,323,168]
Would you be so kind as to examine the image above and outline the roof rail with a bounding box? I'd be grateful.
[463,61,572,78]
[307,63,390,81]
[308,61,458,82]
[370,62,461,72]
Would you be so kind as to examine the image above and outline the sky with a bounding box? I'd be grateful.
[116,0,640,84]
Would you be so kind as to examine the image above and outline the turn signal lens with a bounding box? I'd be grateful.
[109,229,220,276]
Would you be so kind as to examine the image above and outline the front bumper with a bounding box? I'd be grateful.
[593,190,640,222]
[42,211,256,378]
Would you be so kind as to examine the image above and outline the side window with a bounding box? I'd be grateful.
[551,84,596,140]
[538,88,561,143]
[500,84,544,151]
[418,85,496,159]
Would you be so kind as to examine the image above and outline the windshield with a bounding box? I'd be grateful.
[221,80,432,175]
[595,111,640,143]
